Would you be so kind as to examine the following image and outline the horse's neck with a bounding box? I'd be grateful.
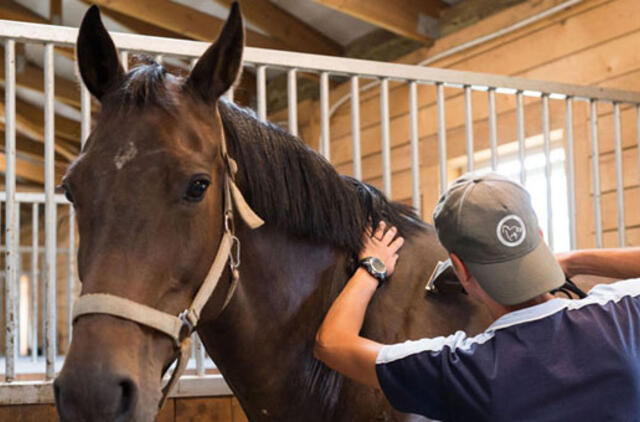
[199,224,348,420]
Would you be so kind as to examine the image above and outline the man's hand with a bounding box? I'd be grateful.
[360,222,404,276]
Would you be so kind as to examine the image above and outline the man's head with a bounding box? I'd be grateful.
[433,173,564,307]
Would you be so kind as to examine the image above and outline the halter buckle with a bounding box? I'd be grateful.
[229,235,241,270]
[178,309,196,343]
[224,210,234,234]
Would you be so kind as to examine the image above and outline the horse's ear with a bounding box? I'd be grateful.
[185,2,244,102]
[76,5,124,101]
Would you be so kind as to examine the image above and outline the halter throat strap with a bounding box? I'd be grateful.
[72,116,264,409]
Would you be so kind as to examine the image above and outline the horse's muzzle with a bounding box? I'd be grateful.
[54,369,139,421]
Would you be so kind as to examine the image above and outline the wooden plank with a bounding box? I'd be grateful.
[0,404,58,421]
[157,398,175,422]
[211,0,341,55]
[231,397,248,422]
[312,0,443,43]
[88,0,283,50]
[327,0,640,144]
[175,397,233,421]
[329,25,640,168]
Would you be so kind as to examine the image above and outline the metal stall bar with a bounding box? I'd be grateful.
[14,206,20,357]
[81,86,91,148]
[194,333,205,377]
[256,65,267,121]
[67,205,75,347]
[320,72,330,160]
[380,78,392,198]
[351,76,362,181]
[464,86,474,172]
[2,20,640,103]
[287,69,298,137]
[44,43,58,380]
[409,81,421,213]
[590,100,603,248]
[565,98,577,250]
[120,50,128,72]
[436,83,447,194]
[542,95,554,250]
[613,102,625,247]
[516,92,526,185]
[31,203,39,361]
[4,39,17,382]
[488,88,498,171]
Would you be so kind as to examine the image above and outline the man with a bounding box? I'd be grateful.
[315,173,640,421]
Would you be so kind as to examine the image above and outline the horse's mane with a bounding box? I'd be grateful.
[112,61,428,256]
[219,99,428,256]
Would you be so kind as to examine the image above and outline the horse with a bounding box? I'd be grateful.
[53,4,492,421]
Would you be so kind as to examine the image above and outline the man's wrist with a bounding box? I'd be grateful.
[353,267,381,290]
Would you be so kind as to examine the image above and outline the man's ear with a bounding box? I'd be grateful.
[184,2,244,102]
[450,253,471,284]
[76,5,124,100]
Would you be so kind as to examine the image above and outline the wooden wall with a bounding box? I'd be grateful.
[274,0,640,250]
[0,396,247,422]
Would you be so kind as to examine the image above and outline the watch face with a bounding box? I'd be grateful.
[370,257,386,273]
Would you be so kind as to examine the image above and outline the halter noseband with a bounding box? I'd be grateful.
[71,111,264,409]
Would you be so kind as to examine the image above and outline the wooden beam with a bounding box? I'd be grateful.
[211,0,342,55]
[78,1,187,39]
[88,0,283,49]
[312,0,443,43]
[440,0,526,37]
[49,0,61,24]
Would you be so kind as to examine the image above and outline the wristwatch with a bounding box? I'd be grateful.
[359,257,388,285]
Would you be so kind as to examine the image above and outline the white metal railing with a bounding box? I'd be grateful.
[1,19,640,404]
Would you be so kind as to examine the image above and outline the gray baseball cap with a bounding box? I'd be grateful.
[432,172,564,306]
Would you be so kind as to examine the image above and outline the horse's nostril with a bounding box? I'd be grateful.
[117,378,138,417]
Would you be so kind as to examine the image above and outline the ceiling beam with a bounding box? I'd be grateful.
[88,0,284,50]
[211,0,342,55]
[440,0,525,37]
[312,0,444,43]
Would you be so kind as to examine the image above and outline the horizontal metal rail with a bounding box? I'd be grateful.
[0,19,639,104]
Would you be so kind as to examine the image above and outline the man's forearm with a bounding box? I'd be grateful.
[564,248,640,279]
[314,268,382,388]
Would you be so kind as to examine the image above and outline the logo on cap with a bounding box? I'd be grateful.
[496,214,526,247]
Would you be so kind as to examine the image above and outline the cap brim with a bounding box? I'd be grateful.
[465,240,564,306]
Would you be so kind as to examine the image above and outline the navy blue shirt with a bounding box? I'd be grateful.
[376,279,640,421]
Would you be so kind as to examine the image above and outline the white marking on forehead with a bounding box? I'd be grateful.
[114,141,138,170]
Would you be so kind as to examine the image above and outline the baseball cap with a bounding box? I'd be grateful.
[432,172,564,306]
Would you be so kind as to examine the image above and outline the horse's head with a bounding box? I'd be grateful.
[54,4,245,421]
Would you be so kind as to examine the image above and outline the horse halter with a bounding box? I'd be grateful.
[71,110,264,409]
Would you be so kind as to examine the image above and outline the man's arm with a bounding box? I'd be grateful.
[314,222,403,389]
[557,248,640,280]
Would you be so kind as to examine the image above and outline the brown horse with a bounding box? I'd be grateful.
[54,4,492,421]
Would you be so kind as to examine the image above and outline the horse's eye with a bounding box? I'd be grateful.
[184,177,210,202]
[60,184,74,204]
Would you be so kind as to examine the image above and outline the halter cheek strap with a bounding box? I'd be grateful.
[72,116,264,410]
